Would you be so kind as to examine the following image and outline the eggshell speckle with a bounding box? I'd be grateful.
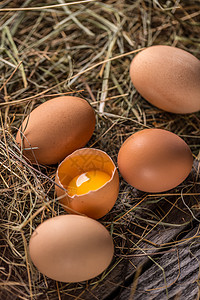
[130,45,200,114]
[16,96,95,165]
[117,129,193,193]
[29,215,114,282]
[55,148,119,219]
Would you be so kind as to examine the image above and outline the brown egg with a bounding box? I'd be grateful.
[29,215,114,282]
[130,45,200,114]
[55,148,119,219]
[117,129,193,193]
[16,96,95,165]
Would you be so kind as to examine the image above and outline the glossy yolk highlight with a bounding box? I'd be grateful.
[67,170,111,196]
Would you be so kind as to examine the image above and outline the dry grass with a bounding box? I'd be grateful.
[0,0,200,299]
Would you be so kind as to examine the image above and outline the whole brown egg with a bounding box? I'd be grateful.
[117,129,193,193]
[16,96,95,165]
[130,45,200,114]
[29,215,114,282]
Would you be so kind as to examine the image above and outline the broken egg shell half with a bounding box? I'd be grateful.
[55,148,119,219]
[29,215,114,282]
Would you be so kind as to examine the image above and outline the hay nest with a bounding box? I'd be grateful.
[0,1,199,299]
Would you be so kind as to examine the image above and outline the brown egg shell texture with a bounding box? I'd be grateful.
[16,96,96,165]
[55,148,119,219]
[29,215,114,282]
[117,129,193,193]
[130,45,200,114]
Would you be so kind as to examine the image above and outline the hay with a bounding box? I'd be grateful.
[0,0,200,299]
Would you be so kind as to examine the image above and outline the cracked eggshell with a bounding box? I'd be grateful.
[117,129,193,193]
[130,45,200,114]
[16,96,95,165]
[55,148,119,219]
[29,215,114,282]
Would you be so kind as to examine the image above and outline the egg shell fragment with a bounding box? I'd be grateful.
[16,96,96,165]
[29,215,114,282]
[117,129,193,193]
[130,45,200,114]
[55,148,119,219]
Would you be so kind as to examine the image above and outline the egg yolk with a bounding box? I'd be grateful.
[67,170,111,196]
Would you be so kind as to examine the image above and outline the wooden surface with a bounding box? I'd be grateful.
[114,224,200,300]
